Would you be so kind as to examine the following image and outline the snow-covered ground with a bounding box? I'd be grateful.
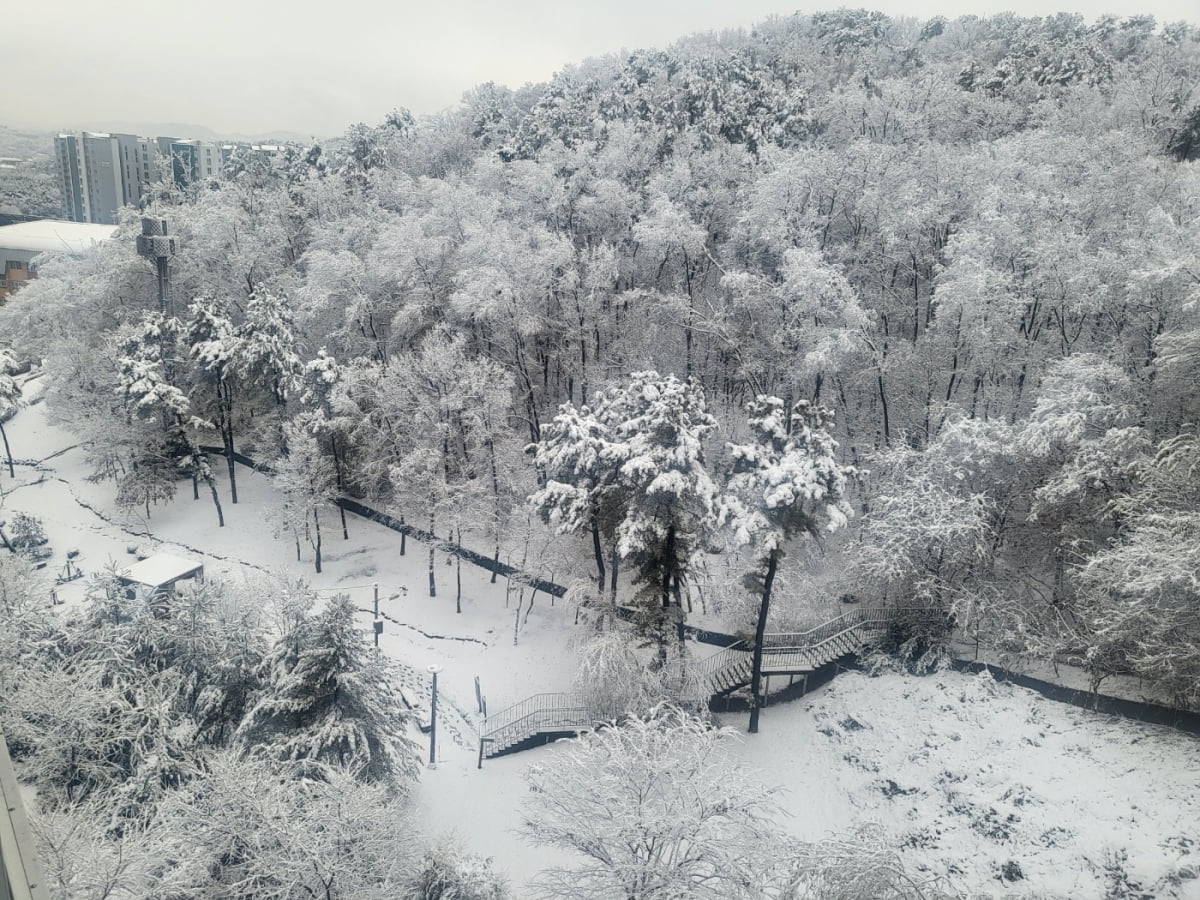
[4,375,1199,898]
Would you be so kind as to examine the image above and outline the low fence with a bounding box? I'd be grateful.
[202,446,1200,735]
[949,659,1200,736]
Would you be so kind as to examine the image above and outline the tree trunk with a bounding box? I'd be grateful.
[662,525,676,611]
[313,508,322,574]
[330,437,349,539]
[203,470,225,527]
[488,435,501,583]
[659,525,677,666]
[748,549,780,734]
[877,372,891,448]
[214,379,239,504]
[609,543,619,604]
[591,515,606,591]
[0,421,13,478]
[455,526,463,613]
[428,514,436,598]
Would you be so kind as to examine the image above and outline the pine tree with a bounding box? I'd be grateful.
[529,372,719,659]
[235,596,419,786]
[724,396,855,732]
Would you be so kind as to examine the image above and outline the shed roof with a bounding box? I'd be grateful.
[118,553,203,588]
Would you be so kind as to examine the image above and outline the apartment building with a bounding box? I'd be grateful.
[54,130,294,224]
[53,132,126,225]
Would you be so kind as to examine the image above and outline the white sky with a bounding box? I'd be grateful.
[6,0,1199,139]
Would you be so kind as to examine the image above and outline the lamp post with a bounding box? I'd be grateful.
[373,582,381,649]
[427,664,442,769]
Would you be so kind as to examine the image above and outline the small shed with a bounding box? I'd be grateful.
[117,553,204,599]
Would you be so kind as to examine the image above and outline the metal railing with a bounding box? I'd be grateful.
[480,606,950,758]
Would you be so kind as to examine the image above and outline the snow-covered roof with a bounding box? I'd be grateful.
[118,552,204,588]
[0,220,118,254]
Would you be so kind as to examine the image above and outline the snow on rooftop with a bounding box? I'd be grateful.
[118,552,204,588]
[0,220,118,254]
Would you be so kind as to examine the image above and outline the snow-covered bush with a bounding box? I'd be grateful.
[522,704,781,899]
[570,628,670,720]
[407,838,510,900]
[522,703,940,898]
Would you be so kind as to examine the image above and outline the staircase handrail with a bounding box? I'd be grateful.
[481,605,954,757]
[488,704,594,740]
[695,640,750,678]
[483,692,577,734]
[762,605,948,650]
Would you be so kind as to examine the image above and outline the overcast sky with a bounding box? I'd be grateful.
[6,0,1199,139]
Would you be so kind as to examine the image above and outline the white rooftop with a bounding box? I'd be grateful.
[118,552,203,588]
[0,220,118,254]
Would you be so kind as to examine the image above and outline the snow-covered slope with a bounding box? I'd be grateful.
[4,374,1199,898]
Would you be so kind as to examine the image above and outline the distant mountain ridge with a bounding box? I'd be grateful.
[2,120,321,146]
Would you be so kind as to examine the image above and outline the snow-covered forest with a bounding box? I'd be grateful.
[2,9,1200,899]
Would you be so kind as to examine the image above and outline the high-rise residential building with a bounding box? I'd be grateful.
[79,133,122,224]
[53,130,294,223]
[53,134,85,222]
[53,132,125,225]
[113,133,155,208]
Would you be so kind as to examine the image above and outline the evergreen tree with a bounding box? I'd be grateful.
[235,596,419,786]
[724,396,855,732]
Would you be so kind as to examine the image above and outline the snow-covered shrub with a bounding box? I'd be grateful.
[862,605,955,675]
[407,838,510,899]
[780,823,952,899]
[571,628,658,720]
[131,753,417,900]
[522,704,781,899]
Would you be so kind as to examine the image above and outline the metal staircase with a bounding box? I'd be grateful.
[478,606,942,760]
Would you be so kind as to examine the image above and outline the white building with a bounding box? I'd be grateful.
[0,219,118,299]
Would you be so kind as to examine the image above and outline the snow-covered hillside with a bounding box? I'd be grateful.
[3,373,1199,898]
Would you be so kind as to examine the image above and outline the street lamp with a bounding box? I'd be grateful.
[427,664,443,768]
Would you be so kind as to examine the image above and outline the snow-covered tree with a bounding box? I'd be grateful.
[724,397,855,731]
[5,574,268,823]
[534,373,719,652]
[605,373,719,655]
[299,349,353,539]
[235,595,419,785]
[521,705,781,899]
[272,415,338,573]
[188,298,243,503]
[115,311,226,527]
[1072,433,1200,707]
[232,290,302,406]
[141,752,419,900]
[385,331,516,607]
[0,348,23,478]
[530,401,622,594]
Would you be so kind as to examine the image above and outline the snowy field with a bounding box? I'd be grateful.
[4,374,1200,899]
